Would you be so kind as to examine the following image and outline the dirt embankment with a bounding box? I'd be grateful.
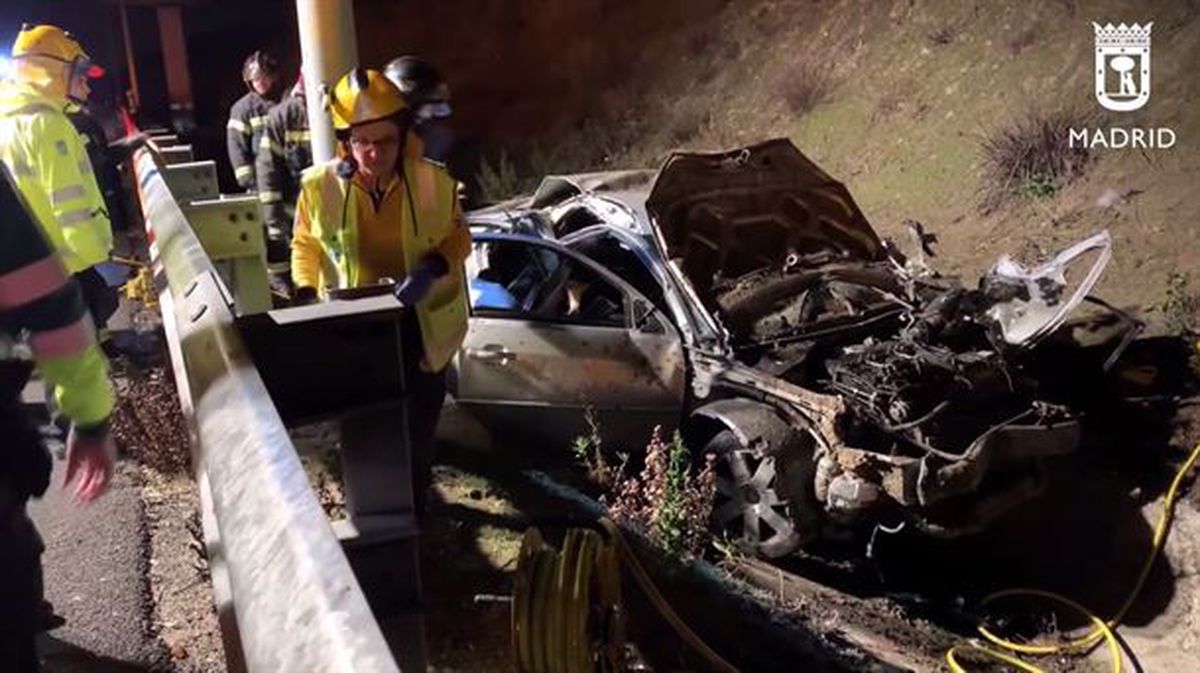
[374,0,1198,322]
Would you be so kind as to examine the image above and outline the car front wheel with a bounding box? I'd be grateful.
[705,428,815,558]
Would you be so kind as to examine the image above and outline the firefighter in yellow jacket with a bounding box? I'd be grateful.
[0,24,117,329]
[291,68,469,513]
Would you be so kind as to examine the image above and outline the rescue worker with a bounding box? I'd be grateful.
[290,68,469,513]
[0,24,118,330]
[0,163,117,671]
[256,74,311,296]
[383,56,455,165]
[226,50,280,192]
[67,67,145,236]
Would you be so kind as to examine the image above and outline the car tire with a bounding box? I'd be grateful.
[705,428,816,559]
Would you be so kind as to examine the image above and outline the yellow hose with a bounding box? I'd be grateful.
[513,520,742,673]
[513,527,625,673]
[599,519,742,673]
[948,440,1200,672]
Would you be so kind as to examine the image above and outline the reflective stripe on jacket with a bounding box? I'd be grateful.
[291,155,470,371]
[226,91,275,190]
[0,84,113,274]
[0,163,112,427]
[255,93,311,236]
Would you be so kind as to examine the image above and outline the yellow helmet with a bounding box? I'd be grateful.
[328,68,407,132]
[12,23,89,66]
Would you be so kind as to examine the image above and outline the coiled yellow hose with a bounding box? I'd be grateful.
[948,440,1200,673]
[513,520,742,673]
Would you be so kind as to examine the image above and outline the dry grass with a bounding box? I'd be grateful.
[978,108,1096,214]
[475,150,522,204]
[1159,271,1200,336]
[927,23,956,45]
[776,58,835,116]
[1006,27,1038,56]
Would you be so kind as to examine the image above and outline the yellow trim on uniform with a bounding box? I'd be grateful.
[227,118,249,133]
[261,136,284,157]
[41,342,114,427]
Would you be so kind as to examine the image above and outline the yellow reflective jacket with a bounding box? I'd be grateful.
[0,83,113,274]
[291,153,470,372]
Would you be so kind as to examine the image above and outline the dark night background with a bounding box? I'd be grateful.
[1,0,305,191]
[0,0,713,192]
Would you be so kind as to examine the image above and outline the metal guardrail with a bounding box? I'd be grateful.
[132,144,402,673]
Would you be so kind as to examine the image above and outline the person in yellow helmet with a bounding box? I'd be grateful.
[291,67,470,514]
[0,24,118,330]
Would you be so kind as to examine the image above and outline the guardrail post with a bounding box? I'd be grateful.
[337,401,427,673]
[182,196,271,315]
[236,297,428,670]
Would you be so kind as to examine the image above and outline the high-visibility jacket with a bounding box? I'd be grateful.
[255,92,311,238]
[226,90,275,190]
[1,162,113,429]
[291,154,470,372]
[0,83,113,274]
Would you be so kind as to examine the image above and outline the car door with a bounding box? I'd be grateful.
[451,233,686,453]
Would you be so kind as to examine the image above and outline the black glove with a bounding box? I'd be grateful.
[292,286,318,306]
[394,254,448,305]
[107,132,150,165]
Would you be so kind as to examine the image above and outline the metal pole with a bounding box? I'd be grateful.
[118,0,140,113]
[295,0,358,164]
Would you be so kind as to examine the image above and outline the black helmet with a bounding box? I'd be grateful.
[383,56,451,117]
[242,50,280,83]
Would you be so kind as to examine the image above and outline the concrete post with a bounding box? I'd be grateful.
[295,0,358,164]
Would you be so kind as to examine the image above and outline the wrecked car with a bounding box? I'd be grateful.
[450,138,1130,558]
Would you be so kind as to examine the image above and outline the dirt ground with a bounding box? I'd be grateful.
[122,366,1200,673]
[113,354,227,673]
[139,470,226,673]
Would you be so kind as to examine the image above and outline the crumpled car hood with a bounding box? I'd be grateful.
[983,230,1114,347]
[645,138,885,298]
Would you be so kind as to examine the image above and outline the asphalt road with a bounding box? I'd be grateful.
[27,458,166,672]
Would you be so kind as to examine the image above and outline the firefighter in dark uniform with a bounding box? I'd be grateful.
[255,75,310,297]
[67,67,145,236]
[226,50,280,191]
[0,163,116,671]
[383,56,456,165]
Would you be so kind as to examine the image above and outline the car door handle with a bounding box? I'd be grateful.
[466,344,517,364]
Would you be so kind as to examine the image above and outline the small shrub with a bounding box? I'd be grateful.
[571,407,625,489]
[475,150,521,204]
[604,427,717,558]
[1159,271,1200,336]
[979,109,1096,213]
[777,60,834,116]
